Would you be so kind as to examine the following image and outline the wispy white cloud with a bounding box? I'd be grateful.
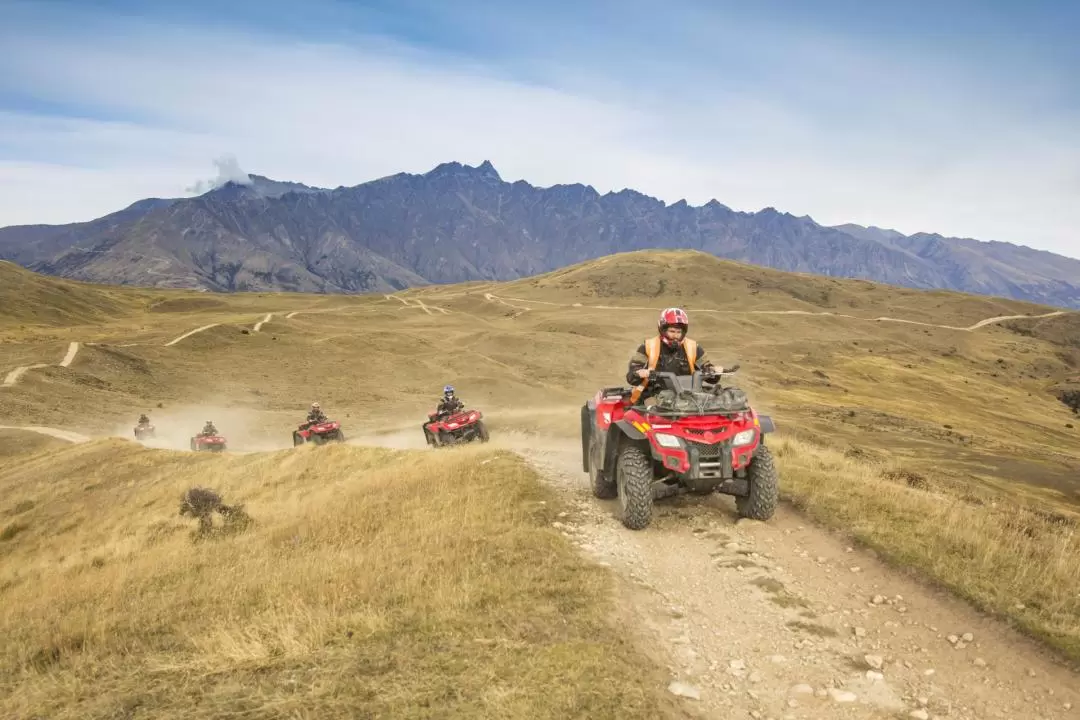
[185,155,253,194]
[0,5,1077,260]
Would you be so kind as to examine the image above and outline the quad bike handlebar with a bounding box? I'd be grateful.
[643,365,741,396]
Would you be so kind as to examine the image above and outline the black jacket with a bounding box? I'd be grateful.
[626,338,715,387]
[437,397,464,416]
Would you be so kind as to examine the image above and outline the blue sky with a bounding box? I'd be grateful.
[1,0,1077,258]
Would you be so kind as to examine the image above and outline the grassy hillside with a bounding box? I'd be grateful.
[0,260,158,328]
[2,249,1079,683]
[0,440,674,719]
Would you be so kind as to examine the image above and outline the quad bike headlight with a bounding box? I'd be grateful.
[732,429,756,446]
[653,433,683,448]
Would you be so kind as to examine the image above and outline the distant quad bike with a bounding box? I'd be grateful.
[423,408,490,447]
[190,433,228,453]
[134,423,156,441]
[293,419,345,446]
[580,365,778,530]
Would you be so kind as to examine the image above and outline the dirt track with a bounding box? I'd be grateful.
[511,434,1079,720]
[479,292,1069,332]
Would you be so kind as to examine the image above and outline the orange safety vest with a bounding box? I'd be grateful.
[629,336,697,404]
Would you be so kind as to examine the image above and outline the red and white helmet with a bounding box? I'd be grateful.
[658,307,689,346]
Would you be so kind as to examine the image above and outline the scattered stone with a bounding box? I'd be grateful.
[789,684,814,695]
[909,710,930,720]
[850,566,862,573]
[854,626,868,637]
[866,670,885,682]
[864,654,885,670]
[917,697,929,707]
[729,659,747,671]
[828,689,858,703]
[923,669,936,677]
[961,632,974,642]
[668,681,701,700]
[973,658,987,668]
[749,712,763,719]
[872,595,887,605]
[947,634,959,644]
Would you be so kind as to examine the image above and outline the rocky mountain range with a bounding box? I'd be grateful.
[1,160,1078,307]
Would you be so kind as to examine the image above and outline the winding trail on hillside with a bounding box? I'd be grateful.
[163,323,220,346]
[480,292,1070,332]
[386,293,451,315]
[493,434,1080,720]
[252,313,274,332]
[1,342,81,388]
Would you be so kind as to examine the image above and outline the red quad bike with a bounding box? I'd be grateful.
[293,419,346,446]
[190,433,228,453]
[134,423,156,441]
[423,408,490,447]
[580,365,779,530]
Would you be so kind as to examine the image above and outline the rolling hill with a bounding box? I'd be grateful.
[2,252,1079,717]
[1,161,1079,308]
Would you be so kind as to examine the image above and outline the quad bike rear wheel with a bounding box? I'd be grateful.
[736,444,779,520]
[616,441,654,530]
[293,432,304,447]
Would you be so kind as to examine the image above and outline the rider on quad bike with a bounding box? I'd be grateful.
[138,413,151,426]
[199,420,218,437]
[422,386,466,444]
[580,306,778,530]
[627,307,720,403]
[436,386,464,418]
[303,402,328,428]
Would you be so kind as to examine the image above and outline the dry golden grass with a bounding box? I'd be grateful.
[0,429,69,460]
[2,248,1080,684]
[771,434,1080,662]
[0,440,674,719]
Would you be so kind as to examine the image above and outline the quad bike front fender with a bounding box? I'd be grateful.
[757,415,776,435]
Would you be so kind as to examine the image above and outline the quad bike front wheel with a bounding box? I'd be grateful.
[616,441,654,530]
[736,444,779,521]
[293,432,305,447]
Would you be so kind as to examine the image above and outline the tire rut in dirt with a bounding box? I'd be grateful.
[617,441,654,530]
[736,444,779,520]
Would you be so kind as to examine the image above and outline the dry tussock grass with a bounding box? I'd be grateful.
[0,440,671,719]
[771,434,1080,662]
